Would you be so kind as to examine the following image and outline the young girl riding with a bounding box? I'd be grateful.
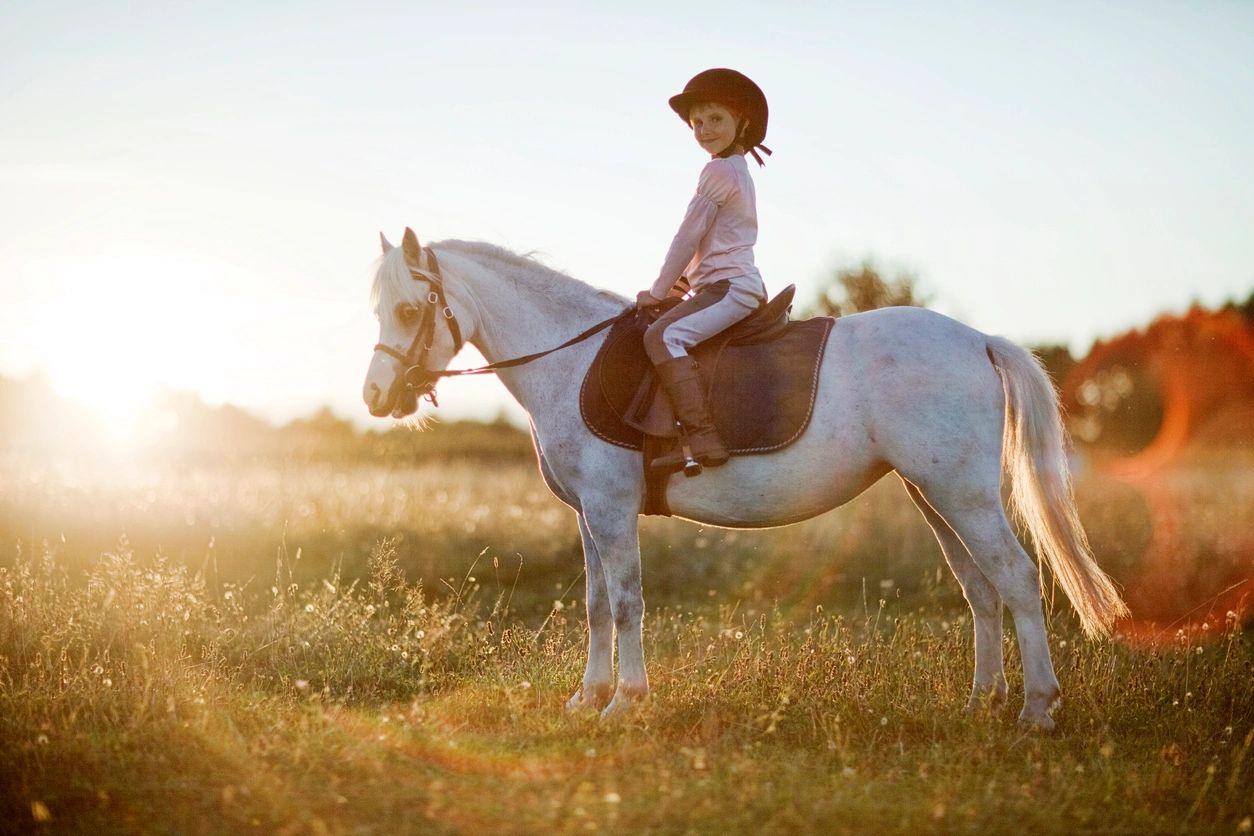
[636,68,772,472]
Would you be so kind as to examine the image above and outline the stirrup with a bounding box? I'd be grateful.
[681,440,703,477]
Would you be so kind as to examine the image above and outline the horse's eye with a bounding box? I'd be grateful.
[395,304,418,325]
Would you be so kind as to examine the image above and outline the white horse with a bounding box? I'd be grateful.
[363,230,1129,730]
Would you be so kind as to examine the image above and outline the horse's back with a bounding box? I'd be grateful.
[821,306,1008,480]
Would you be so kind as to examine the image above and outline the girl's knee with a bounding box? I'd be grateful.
[644,323,686,364]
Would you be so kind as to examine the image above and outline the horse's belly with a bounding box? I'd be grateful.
[662,433,890,529]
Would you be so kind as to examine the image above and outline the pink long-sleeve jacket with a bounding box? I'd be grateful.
[649,154,767,302]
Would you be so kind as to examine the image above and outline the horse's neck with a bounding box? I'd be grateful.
[442,247,622,415]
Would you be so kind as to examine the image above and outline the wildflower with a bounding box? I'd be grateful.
[553,600,565,611]
[102,678,112,687]
[734,631,744,640]
[295,680,309,691]
[604,792,621,804]
[880,716,888,726]
[305,603,315,613]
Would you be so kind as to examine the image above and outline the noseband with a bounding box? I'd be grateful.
[372,246,632,412]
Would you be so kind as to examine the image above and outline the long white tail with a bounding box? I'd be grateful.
[985,337,1130,637]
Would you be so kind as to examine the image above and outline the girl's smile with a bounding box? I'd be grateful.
[688,102,741,156]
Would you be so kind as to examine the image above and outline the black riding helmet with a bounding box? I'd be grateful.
[668,68,772,165]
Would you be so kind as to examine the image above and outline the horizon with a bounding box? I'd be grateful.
[2,2,1252,435]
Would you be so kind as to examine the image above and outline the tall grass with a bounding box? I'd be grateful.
[1,453,1252,833]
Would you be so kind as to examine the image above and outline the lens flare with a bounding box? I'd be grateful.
[1062,308,1254,646]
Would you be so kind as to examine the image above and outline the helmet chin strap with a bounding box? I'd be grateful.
[714,118,770,163]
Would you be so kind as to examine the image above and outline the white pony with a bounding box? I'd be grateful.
[363,230,1128,730]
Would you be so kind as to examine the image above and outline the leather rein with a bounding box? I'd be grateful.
[372,246,631,408]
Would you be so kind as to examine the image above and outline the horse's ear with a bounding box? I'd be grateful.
[380,232,394,254]
[401,227,422,267]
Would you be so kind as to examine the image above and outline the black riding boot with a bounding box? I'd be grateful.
[651,356,729,472]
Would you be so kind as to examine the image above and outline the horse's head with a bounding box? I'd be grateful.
[363,228,473,419]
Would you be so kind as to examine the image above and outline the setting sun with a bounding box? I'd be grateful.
[33,251,243,444]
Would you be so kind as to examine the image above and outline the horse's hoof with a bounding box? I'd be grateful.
[1017,689,1061,731]
[599,696,631,720]
[565,684,612,712]
[599,685,648,720]
[1017,711,1057,732]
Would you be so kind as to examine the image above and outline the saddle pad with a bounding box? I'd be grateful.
[579,309,835,455]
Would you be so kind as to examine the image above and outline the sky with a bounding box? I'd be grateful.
[2,1,1251,431]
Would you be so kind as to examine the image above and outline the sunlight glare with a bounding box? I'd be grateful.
[38,251,238,447]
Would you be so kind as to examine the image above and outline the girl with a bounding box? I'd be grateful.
[637,68,772,471]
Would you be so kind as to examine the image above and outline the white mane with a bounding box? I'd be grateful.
[370,239,625,319]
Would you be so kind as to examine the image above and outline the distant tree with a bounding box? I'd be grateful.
[1220,288,1254,323]
[807,259,929,318]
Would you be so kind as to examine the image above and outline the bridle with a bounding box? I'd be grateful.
[372,246,631,410]
[372,247,464,407]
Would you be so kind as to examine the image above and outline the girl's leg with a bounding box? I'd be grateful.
[642,281,761,469]
[643,280,760,363]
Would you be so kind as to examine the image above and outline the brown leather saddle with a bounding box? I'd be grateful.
[579,285,835,512]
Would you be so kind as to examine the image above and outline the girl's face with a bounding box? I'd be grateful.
[688,102,741,156]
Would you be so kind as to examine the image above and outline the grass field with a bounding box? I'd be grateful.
[2,451,1252,834]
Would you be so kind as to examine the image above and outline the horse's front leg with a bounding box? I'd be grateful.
[581,500,648,718]
[566,513,615,711]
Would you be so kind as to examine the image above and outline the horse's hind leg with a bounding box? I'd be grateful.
[565,513,615,711]
[901,477,1008,711]
[918,483,1062,730]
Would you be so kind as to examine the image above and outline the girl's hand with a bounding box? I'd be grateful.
[636,290,663,309]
